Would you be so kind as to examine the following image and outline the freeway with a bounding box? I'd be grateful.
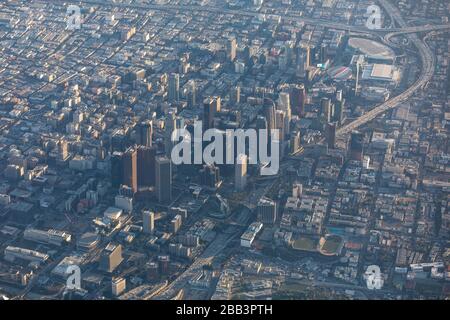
[336,0,437,138]
[78,0,450,35]
[153,228,241,299]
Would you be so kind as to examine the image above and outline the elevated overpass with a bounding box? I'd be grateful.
[336,0,437,138]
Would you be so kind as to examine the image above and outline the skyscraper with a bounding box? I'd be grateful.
[99,243,123,273]
[171,214,182,234]
[200,164,221,188]
[290,84,306,116]
[297,45,310,76]
[203,97,220,131]
[168,73,180,102]
[256,115,268,158]
[143,210,155,234]
[285,41,295,66]
[187,80,197,108]
[59,139,69,160]
[257,197,277,225]
[320,43,328,64]
[235,154,247,191]
[155,156,172,204]
[290,131,301,155]
[278,92,291,136]
[263,98,276,131]
[137,146,156,187]
[303,45,311,69]
[231,86,240,105]
[349,131,364,161]
[275,110,286,142]
[326,123,336,149]
[335,98,345,125]
[228,38,237,62]
[123,147,137,193]
[111,151,123,188]
[164,112,176,156]
[355,56,364,96]
[213,96,221,113]
[321,97,332,123]
[136,120,152,147]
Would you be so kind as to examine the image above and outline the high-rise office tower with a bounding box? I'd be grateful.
[137,146,156,187]
[355,56,364,96]
[136,120,152,147]
[263,98,276,131]
[275,110,286,142]
[171,214,182,234]
[214,96,221,113]
[278,92,291,111]
[155,156,172,204]
[321,97,332,123]
[158,255,170,274]
[123,147,138,193]
[200,164,221,188]
[349,131,364,161]
[320,43,328,64]
[285,41,295,66]
[98,140,105,161]
[203,98,212,131]
[203,97,218,131]
[111,278,126,297]
[111,131,127,153]
[143,210,155,234]
[257,197,277,224]
[235,154,247,191]
[297,53,305,76]
[231,86,241,105]
[279,53,288,71]
[290,84,306,116]
[242,45,251,63]
[168,73,180,102]
[59,140,69,160]
[275,109,286,158]
[256,115,268,131]
[99,243,123,273]
[111,151,123,188]
[256,115,268,158]
[297,45,310,75]
[278,92,291,136]
[290,131,301,154]
[228,38,237,62]
[303,45,311,69]
[164,112,176,156]
[187,80,197,108]
[335,98,345,125]
[326,123,336,149]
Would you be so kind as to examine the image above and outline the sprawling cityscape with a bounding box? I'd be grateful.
[0,0,449,302]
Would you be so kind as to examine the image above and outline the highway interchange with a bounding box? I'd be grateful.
[75,0,450,141]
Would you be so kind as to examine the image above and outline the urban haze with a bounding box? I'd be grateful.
[0,0,449,301]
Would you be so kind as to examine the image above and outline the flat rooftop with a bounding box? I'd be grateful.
[371,64,394,79]
[348,38,395,61]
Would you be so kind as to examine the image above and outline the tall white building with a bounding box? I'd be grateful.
[235,154,247,191]
[143,210,155,234]
[278,92,291,136]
